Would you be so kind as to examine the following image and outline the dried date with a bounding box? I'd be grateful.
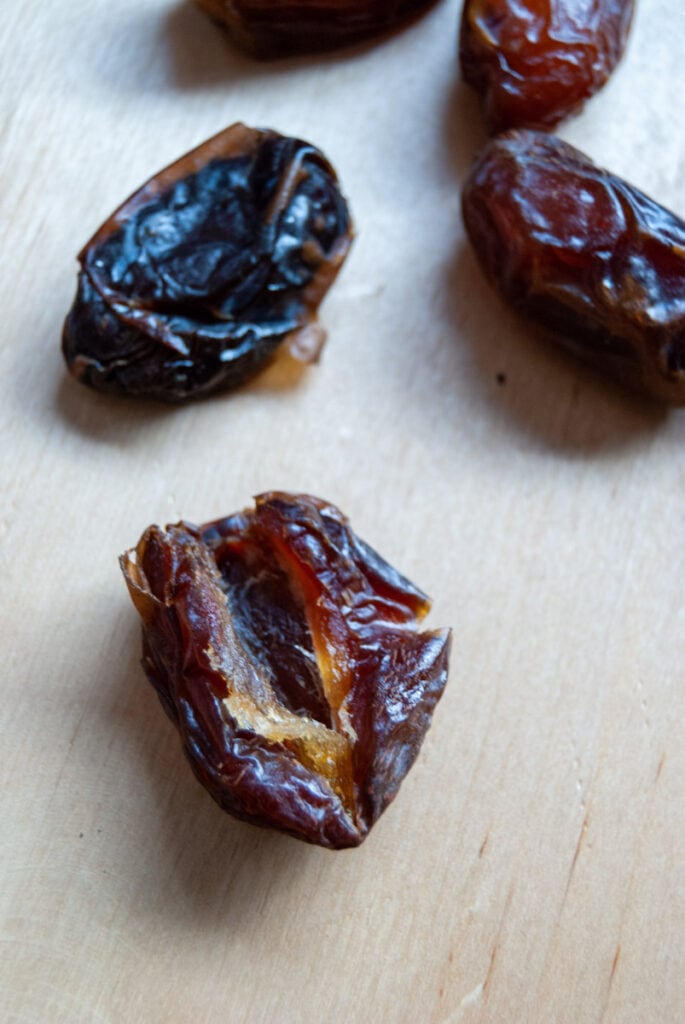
[63,124,353,402]
[196,0,439,57]
[120,492,451,849]
[459,0,635,132]
[462,130,685,403]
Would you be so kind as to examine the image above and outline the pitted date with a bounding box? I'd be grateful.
[459,0,635,132]
[196,0,438,57]
[63,124,352,402]
[120,493,451,849]
[462,130,685,403]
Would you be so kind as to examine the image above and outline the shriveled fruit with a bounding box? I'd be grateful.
[196,0,439,57]
[121,493,451,849]
[460,0,635,132]
[462,130,685,403]
[63,124,352,402]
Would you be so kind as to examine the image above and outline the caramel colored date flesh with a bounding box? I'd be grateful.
[460,0,635,132]
[462,131,685,403]
[196,0,438,56]
[121,493,451,849]
[63,124,352,402]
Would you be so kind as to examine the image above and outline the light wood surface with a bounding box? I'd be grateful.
[1,2,683,1021]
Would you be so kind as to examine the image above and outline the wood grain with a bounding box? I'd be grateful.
[1,1,683,1021]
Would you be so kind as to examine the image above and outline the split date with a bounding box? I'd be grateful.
[121,493,451,849]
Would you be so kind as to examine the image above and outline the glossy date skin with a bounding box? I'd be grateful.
[196,0,439,57]
[460,0,635,132]
[63,124,352,402]
[462,131,685,403]
[121,493,451,849]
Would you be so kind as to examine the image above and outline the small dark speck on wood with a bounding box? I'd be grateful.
[496,372,507,386]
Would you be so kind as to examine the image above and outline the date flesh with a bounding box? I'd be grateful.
[196,0,439,57]
[460,0,635,132]
[462,130,685,403]
[63,124,352,402]
[121,493,451,848]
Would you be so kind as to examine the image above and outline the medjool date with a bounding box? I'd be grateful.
[63,124,352,401]
[462,130,685,403]
[196,0,438,57]
[459,0,635,132]
[120,493,451,849]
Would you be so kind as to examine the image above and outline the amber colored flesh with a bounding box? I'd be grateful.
[460,0,635,131]
[462,130,685,403]
[210,520,357,812]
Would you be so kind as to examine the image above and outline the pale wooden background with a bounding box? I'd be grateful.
[1,1,683,1021]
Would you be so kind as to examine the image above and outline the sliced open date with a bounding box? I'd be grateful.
[459,0,635,132]
[462,130,685,403]
[196,0,439,57]
[63,124,352,402]
[120,493,451,849]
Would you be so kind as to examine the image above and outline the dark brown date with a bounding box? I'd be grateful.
[462,130,685,403]
[63,124,352,402]
[460,0,635,132]
[121,493,451,848]
[195,0,439,57]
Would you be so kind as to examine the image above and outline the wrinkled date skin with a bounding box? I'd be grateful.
[460,0,635,132]
[121,493,451,849]
[63,124,352,402]
[195,0,439,57]
[462,130,685,403]
[193,0,438,56]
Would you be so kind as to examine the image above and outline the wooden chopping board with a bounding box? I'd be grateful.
[1,1,683,1021]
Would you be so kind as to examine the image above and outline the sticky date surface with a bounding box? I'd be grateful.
[462,130,685,403]
[459,0,635,132]
[196,0,439,57]
[121,493,451,849]
[63,124,352,401]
